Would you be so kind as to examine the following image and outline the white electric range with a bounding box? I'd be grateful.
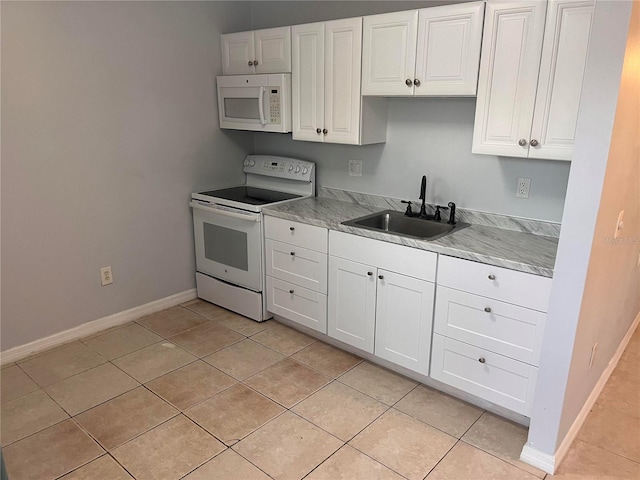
[190,155,315,321]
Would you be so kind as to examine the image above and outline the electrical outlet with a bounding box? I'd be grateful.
[614,210,624,239]
[100,266,113,286]
[349,159,362,177]
[516,177,531,199]
[589,342,598,369]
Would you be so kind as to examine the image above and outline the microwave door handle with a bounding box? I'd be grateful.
[189,202,260,222]
[258,86,267,125]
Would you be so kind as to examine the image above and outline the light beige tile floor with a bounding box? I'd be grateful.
[1,301,639,479]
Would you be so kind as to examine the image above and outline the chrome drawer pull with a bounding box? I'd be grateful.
[378,275,384,280]
[367,272,373,276]
[290,252,295,256]
[289,289,294,294]
[484,307,492,313]
[488,274,496,280]
[478,357,486,364]
[289,226,295,231]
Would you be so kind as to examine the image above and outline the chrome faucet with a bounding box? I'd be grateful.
[419,175,428,217]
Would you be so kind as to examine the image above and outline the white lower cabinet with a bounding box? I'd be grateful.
[264,217,328,333]
[431,255,551,416]
[328,231,436,375]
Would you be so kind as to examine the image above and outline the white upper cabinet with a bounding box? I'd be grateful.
[292,18,387,145]
[472,0,594,160]
[362,2,485,96]
[222,26,291,75]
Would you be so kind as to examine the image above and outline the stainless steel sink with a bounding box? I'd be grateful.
[342,210,469,241]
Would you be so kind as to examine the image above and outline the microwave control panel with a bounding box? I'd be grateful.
[269,89,281,124]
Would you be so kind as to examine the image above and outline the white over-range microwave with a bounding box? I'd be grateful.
[217,73,291,133]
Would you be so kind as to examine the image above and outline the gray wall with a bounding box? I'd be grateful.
[1,1,253,350]
[251,1,571,222]
[527,0,637,456]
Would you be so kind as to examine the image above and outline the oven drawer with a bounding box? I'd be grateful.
[264,216,328,253]
[431,334,537,416]
[434,286,546,365]
[266,239,328,294]
[437,256,552,311]
[266,276,327,333]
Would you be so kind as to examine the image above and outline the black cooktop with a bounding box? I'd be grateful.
[199,186,302,206]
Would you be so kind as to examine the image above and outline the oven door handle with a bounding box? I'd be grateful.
[190,201,261,222]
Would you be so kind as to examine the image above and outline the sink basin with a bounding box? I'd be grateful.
[342,210,469,241]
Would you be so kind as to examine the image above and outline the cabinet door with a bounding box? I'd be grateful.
[328,256,377,353]
[472,1,547,157]
[292,23,325,142]
[255,26,292,74]
[374,270,435,375]
[528,0,594,161]
[324,17,363,145]
[222,31,255,75]
[361,10,418,96]
[415,2,485,96]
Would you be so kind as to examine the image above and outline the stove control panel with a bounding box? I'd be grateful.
[244,155,315,182]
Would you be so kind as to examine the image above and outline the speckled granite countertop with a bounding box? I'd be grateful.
[263,197,558,277]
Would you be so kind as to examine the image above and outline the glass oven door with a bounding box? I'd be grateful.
[191,201,263,292]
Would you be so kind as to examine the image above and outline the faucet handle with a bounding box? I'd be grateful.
[401,200,413,216]
[434,205,449,222]
[447,202,457,225]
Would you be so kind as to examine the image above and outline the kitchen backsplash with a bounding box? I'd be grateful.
[317,186,561,238]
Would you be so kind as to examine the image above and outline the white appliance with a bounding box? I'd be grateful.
[191,155,315,321]
[217,74,292,133]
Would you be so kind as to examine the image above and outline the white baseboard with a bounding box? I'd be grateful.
[521,310,640,474]
[0,289,197,366]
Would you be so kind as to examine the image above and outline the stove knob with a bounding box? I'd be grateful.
[288,164,294,172]
[249,159,255,167]
[301,167,309,175]
[295,165,301,173]
[243,158,250,166]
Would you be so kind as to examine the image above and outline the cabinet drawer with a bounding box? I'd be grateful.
[434,286,545,365]
[437,255,552,311]
[329,230,437,282]
[264,216,328,253]
[266,239,328,294]
[430,334,538,416]
[266,276,327,334]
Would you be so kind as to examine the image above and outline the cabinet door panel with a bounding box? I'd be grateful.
[292,23,325,142]
[472,1,547,157]
[529,0,594,160]
[375,270,434,375]
[328,256,376,353]
[222,31,255,75]
[362,10,418,95]
[325,17,363,145]
[255,27,292,74]
[415,2,484,96]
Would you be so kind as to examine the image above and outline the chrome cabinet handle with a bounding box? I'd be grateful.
[479,357,486,364]
[405,79,413,86]
[290,252,295,256]
[488,274,496,280]
[289,289,294,294]
[367,272,373,276]
[530,139,539,147]
[518,139,527,147]
[484,307,492,313]
[322,129,328,135]
[289,227,295,231]
[414,79,421,87]
[248,61,254,66]
[378,275,384,280]
[253,60,259,66]
[316,128,321,134]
